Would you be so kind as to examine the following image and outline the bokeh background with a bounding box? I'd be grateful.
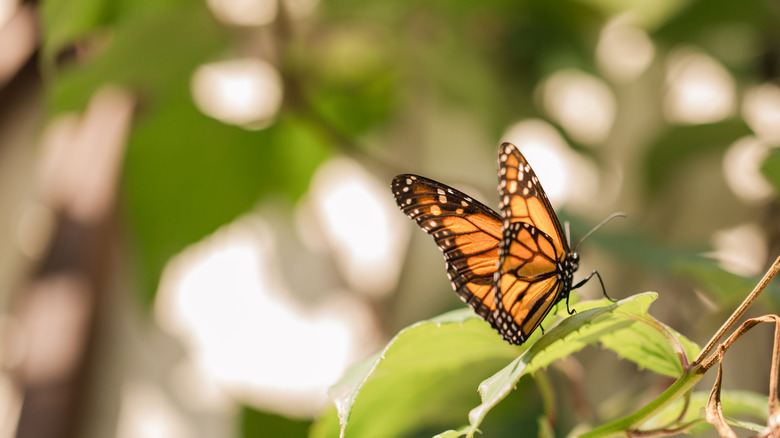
[2,0,780,437]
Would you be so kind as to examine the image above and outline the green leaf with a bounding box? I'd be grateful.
[309,406,340,438]
[464,293,698,436]
[323,308,520,438]
[323,293,699,438]
[599,314,700,377]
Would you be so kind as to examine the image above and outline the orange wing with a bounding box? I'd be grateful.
[492,142,576,345]
[392,174,502,322]
[497,142,569,255]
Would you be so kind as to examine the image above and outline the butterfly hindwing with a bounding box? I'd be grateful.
[392,174,502,321]
[493,222,568,344]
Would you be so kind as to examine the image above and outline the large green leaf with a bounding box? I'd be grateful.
[320,293,699,438]
[464,293,698,436]
[317,309,520,438]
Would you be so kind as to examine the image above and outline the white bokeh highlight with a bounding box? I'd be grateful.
[711,223,768,277]
[502,119,600,210]
[116,382,191,438]
[155,216,378,417]
[596,15,655,82]
[540,70,616,146]
[0,0,18,29]
[723,136,774,204]
[191,59,283,128]
[743,83,780,145]
[306,157,409,298]
[664,48,735,124]
[206,0,277,27]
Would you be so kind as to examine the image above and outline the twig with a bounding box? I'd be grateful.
[692,255,780,367]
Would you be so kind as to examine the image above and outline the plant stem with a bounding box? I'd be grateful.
[692,255,780,367]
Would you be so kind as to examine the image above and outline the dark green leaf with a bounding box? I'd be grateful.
[241,406,311,438]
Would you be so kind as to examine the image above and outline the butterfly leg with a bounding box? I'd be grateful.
[564,293,575,315]
[573,270,615,302]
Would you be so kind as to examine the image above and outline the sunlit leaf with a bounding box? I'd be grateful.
[323,308,520,438]
[323,293,697,438]
[464,293,696,435]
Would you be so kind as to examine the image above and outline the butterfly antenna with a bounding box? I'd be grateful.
[573,212,626,252]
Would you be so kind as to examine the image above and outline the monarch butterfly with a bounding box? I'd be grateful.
[392,142,611,345]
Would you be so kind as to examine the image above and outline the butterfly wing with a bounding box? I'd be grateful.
[392,174,502,322]
[497,142,568,250]
[493,142,573,344]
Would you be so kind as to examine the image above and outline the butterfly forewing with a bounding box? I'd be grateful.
[392,174,502,321]
[497,143,568,253]
[492,143,575,344]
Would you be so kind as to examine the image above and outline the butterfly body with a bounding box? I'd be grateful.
[392,142,580,345]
